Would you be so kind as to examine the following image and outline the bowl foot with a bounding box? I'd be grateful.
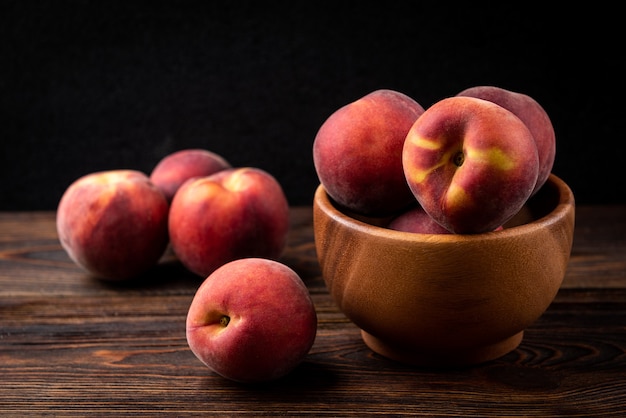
[361,330,524,367]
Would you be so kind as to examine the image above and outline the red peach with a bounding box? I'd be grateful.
[388,205,453,234]
[56,170,169,280]
[149,149,231,202]
[402,96,539,234]
[186,258,317,383]
[168,167,290,277]
[456,85,555,194]
[388,205,504,234]
[313,89,425,216]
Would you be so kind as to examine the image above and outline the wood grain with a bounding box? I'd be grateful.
[1,207,626,416]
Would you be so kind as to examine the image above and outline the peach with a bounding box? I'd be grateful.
[312,89,425,216]
[186,257,318,383]
[387,205,453,234]
[389,205,504,234]
[168,167,290,277]
[149,148,231,202]
[56,170,169,280]
[402,96,539,234]
[456,85,555,194]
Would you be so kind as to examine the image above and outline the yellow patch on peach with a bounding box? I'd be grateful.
[405,148,456,184]
[407,135,443,151]
[466,147,516,171]
[86,192,114,218]
[223,169,254,192]
[182,180,224,204]
[206,311,232,332]
[445,183,471,208]
[96,170,133,185]
[406,164,438,184]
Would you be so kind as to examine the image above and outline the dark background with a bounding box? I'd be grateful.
[1,1,624,210]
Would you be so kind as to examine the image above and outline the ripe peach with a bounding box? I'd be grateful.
[313,89,425,216]
[56,170,169,280]
[388,205,505,234]
[456,85,555,194]
[387,205,453,234]
[149,149,231,202]
[402,96,539,234]
[168,167,290,277]
[186,258,317,383]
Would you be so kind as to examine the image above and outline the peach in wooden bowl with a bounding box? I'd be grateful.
[313,174,575,367]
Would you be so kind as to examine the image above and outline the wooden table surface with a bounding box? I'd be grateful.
[1,205,626,417]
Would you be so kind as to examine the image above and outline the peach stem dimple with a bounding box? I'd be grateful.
[453,151,465,167]
[220,315,230,327]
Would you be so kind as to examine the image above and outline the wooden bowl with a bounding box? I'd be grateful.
[313,174,575,367]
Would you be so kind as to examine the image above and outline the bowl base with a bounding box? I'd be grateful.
[361,330,524,367]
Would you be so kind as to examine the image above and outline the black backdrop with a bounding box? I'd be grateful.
[1,1,624,210]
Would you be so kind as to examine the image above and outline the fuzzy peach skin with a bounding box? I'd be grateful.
[186,258,318,383]
[56,170,169,280]
[149,148,231,202]
[168,167,290,277]
[313,89,425,216]
[456,85,555,195]
[402,96,539,234]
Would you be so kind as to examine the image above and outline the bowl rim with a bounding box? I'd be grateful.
[314,173,575,243]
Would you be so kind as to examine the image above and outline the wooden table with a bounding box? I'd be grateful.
[1,206,625,417]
